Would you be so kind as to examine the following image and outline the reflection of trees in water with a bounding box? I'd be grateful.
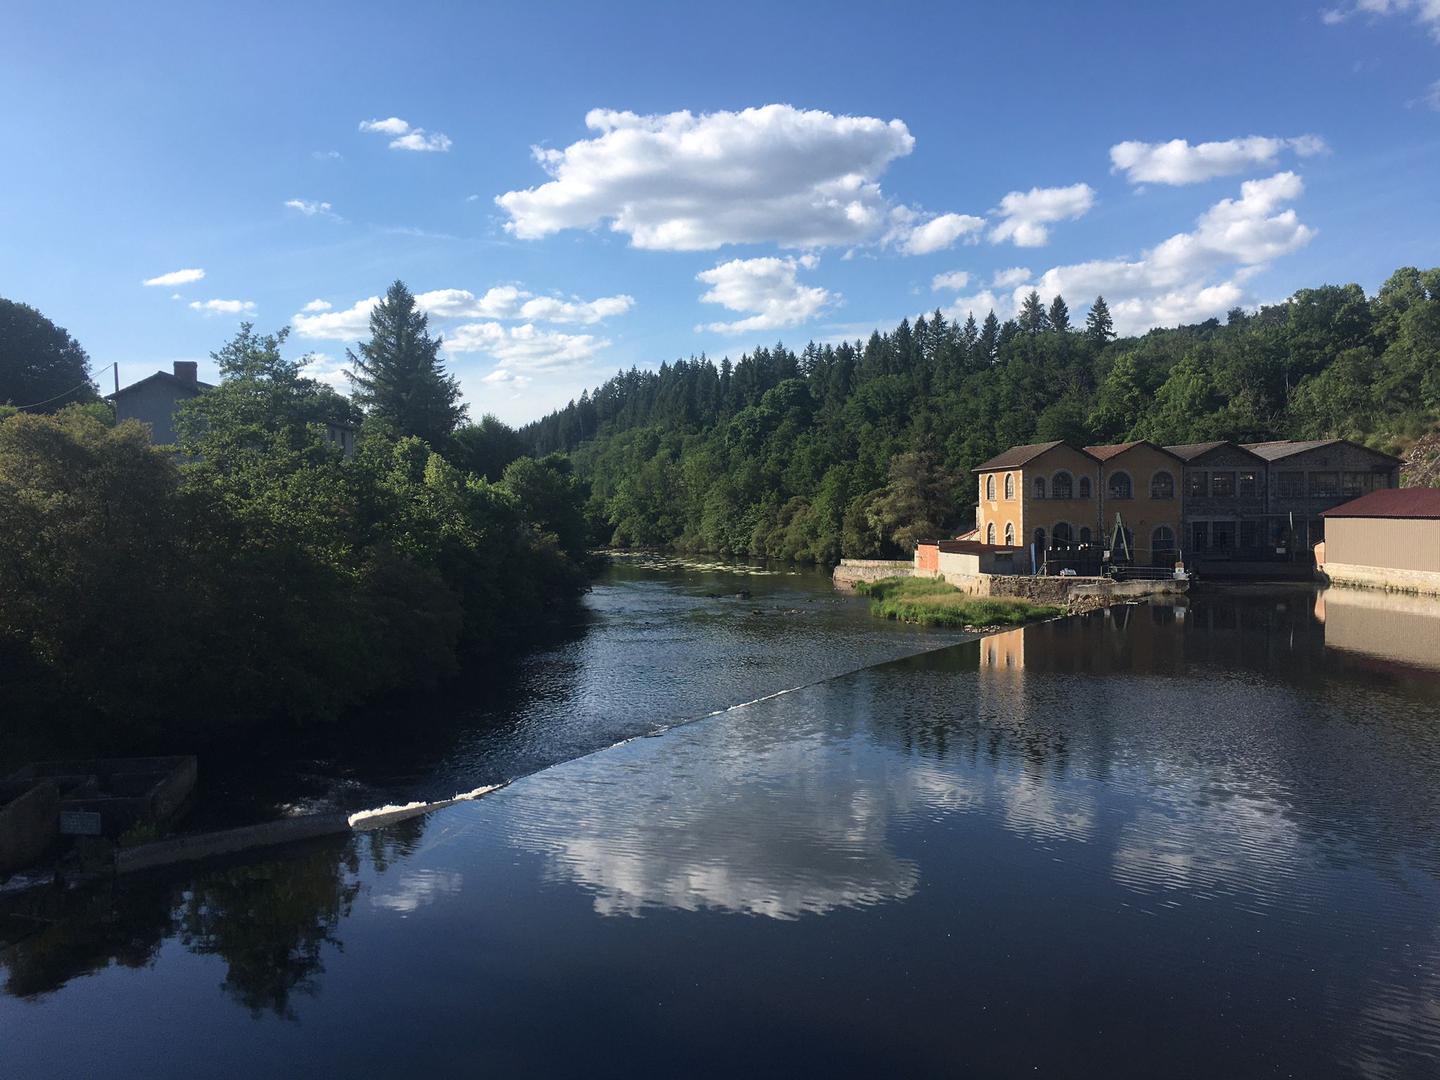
[0,815,428,1017]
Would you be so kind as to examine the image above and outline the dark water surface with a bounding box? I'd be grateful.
[5,582,1440,1078]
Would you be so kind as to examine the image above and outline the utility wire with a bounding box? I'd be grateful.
[9,362,117,411]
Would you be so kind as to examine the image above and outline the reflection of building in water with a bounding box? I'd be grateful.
[1318,587,1440,673]
[979,626,1026,673]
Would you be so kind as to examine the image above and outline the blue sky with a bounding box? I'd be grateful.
[3,0,1438,424]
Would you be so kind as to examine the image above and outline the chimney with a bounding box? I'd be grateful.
[174,361,198,384]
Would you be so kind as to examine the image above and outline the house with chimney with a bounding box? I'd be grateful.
[108,360,356,456]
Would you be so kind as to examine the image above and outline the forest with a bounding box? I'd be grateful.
[521,267,1440,563]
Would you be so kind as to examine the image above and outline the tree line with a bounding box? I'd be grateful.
[0,282,587,749]
[520,267,1440,562]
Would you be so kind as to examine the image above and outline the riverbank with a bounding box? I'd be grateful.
[857,576,1062,629]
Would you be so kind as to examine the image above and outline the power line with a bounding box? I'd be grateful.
[8,363,117,411]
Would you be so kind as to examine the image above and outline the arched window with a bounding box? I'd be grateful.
[1152,525,1177,566]
[1079,475,1092,498]
[1004,522,1015,545]
[1108,471,1132,500]
[1004,473,1014,500]
[1079,526,1092,544]
[986,522,996,544]
[1033,475,1046,499]
[1053,522,1073,544]
[1033,527,1047,552]
[1150,470,1175,500]
[985,474,996,501]
[1052,471,1073,499]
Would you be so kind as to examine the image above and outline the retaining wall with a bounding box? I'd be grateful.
[832,560,914,590]
[1320,562,1440,597]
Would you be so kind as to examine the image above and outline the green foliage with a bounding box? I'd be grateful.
[0,323,587,744]
[347,280,466,446]
[521,267,1440,565]
[856,576,1062,627]
[0,297,99,410]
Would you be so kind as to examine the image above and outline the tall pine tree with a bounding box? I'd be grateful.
[1085,295,1115,345]
[1047,295,1071,333]
[347,280,466,446]
[1018,290,1050,335]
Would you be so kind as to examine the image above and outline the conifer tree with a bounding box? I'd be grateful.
[1018,290,1050,335]
[1085,295,1115,345]
[347,280,466,445]
[1047,295,1071,333]
[978,311,1001,364]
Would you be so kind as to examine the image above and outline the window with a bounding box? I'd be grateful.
[1212,520,1236,550]
[1079,526,1092,544]
[1309,471,1340,498]
[1239,520,1257,549]
[1004,473,1014,500]
[1033,476,1046,500]
[1052,471,1073,499]
[1189,471,1207,498]
[986,474,996,501]
[1277,471,1304,499]
[1079,475,1092,498]
[1342,472,1368,496]
[1004,522,1015,545]
[1151,471,1175,500]
[1152,526,1176,558]
[1108,471,1132,500]
[1192,521,1210,551]
[1238,471,1257,497]
[1053,522,1073,543]
[986,522,995,544]
[1210,472,1235,498]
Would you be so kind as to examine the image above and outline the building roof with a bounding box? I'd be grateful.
[916,539,1020,555]
[972,441,1091,472]
[1320,488,1440,519]
[1241,438,1401,464]
[1164,440,1267,463]
[106,370,213,399]
[1084,439,1184,464]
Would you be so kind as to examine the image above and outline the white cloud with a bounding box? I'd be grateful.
[1420,78,1440,109]
[944,289,1011,323]
[1109,135,1327,185]
[695,254,833,334]
[496,104,919,251]
[991,266,1032,288]
[930,270,970,292]
[284,198,337,218]
[899,212,986,255]
[414,286,633,324]
[292,296,378,340]
[312,149,342,161]
[448,322,607,369]
[300,351,350,392]
[301,299,332,313]
[359,116,452,152]
[1022,171,1315,334]
[1321,0,1440,41]
[989,183,1096,246]
[188,298,256,315]
[143,267,205,287]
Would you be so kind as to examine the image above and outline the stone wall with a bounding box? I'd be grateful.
[831,560,914,591]
[1320,562,1440,597]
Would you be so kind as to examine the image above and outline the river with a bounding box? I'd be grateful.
[4,565,1440,1078]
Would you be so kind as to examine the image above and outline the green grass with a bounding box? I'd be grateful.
[856,576,1062,628]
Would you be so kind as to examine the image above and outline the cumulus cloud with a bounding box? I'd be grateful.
[143,267,205,287]
[414,286,633,324]
[448,322,607,369]
[899,212,986,255]
[301,299,332,313]
[292,296,379,340]
[989,183,1095,246]
[300,351,350,392]
[695,254,833,334]
[1420,78,1440,109]
[188,298,256,315]
[1321,0,1440,41]
[992,266,1032,288]
[496,105,920,251]
[1020,171,1315,334]
[930,270,970,292]
[944,289,1012,322]
[1109,135,1327,185]
[359,116,452,152]
[284,198,338,218]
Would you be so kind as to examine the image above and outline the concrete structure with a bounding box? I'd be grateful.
[0,780,59,876]
[915,539,1021,579]
[1086,441,1185,566]
[832,559,914,590]
[108,361,357,456]
[973,441,1102,561]
[108,361,211,444]
[1318,487,1440,595]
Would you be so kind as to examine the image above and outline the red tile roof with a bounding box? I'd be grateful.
[1321,488,1440,519]
[972,441,1078,472]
